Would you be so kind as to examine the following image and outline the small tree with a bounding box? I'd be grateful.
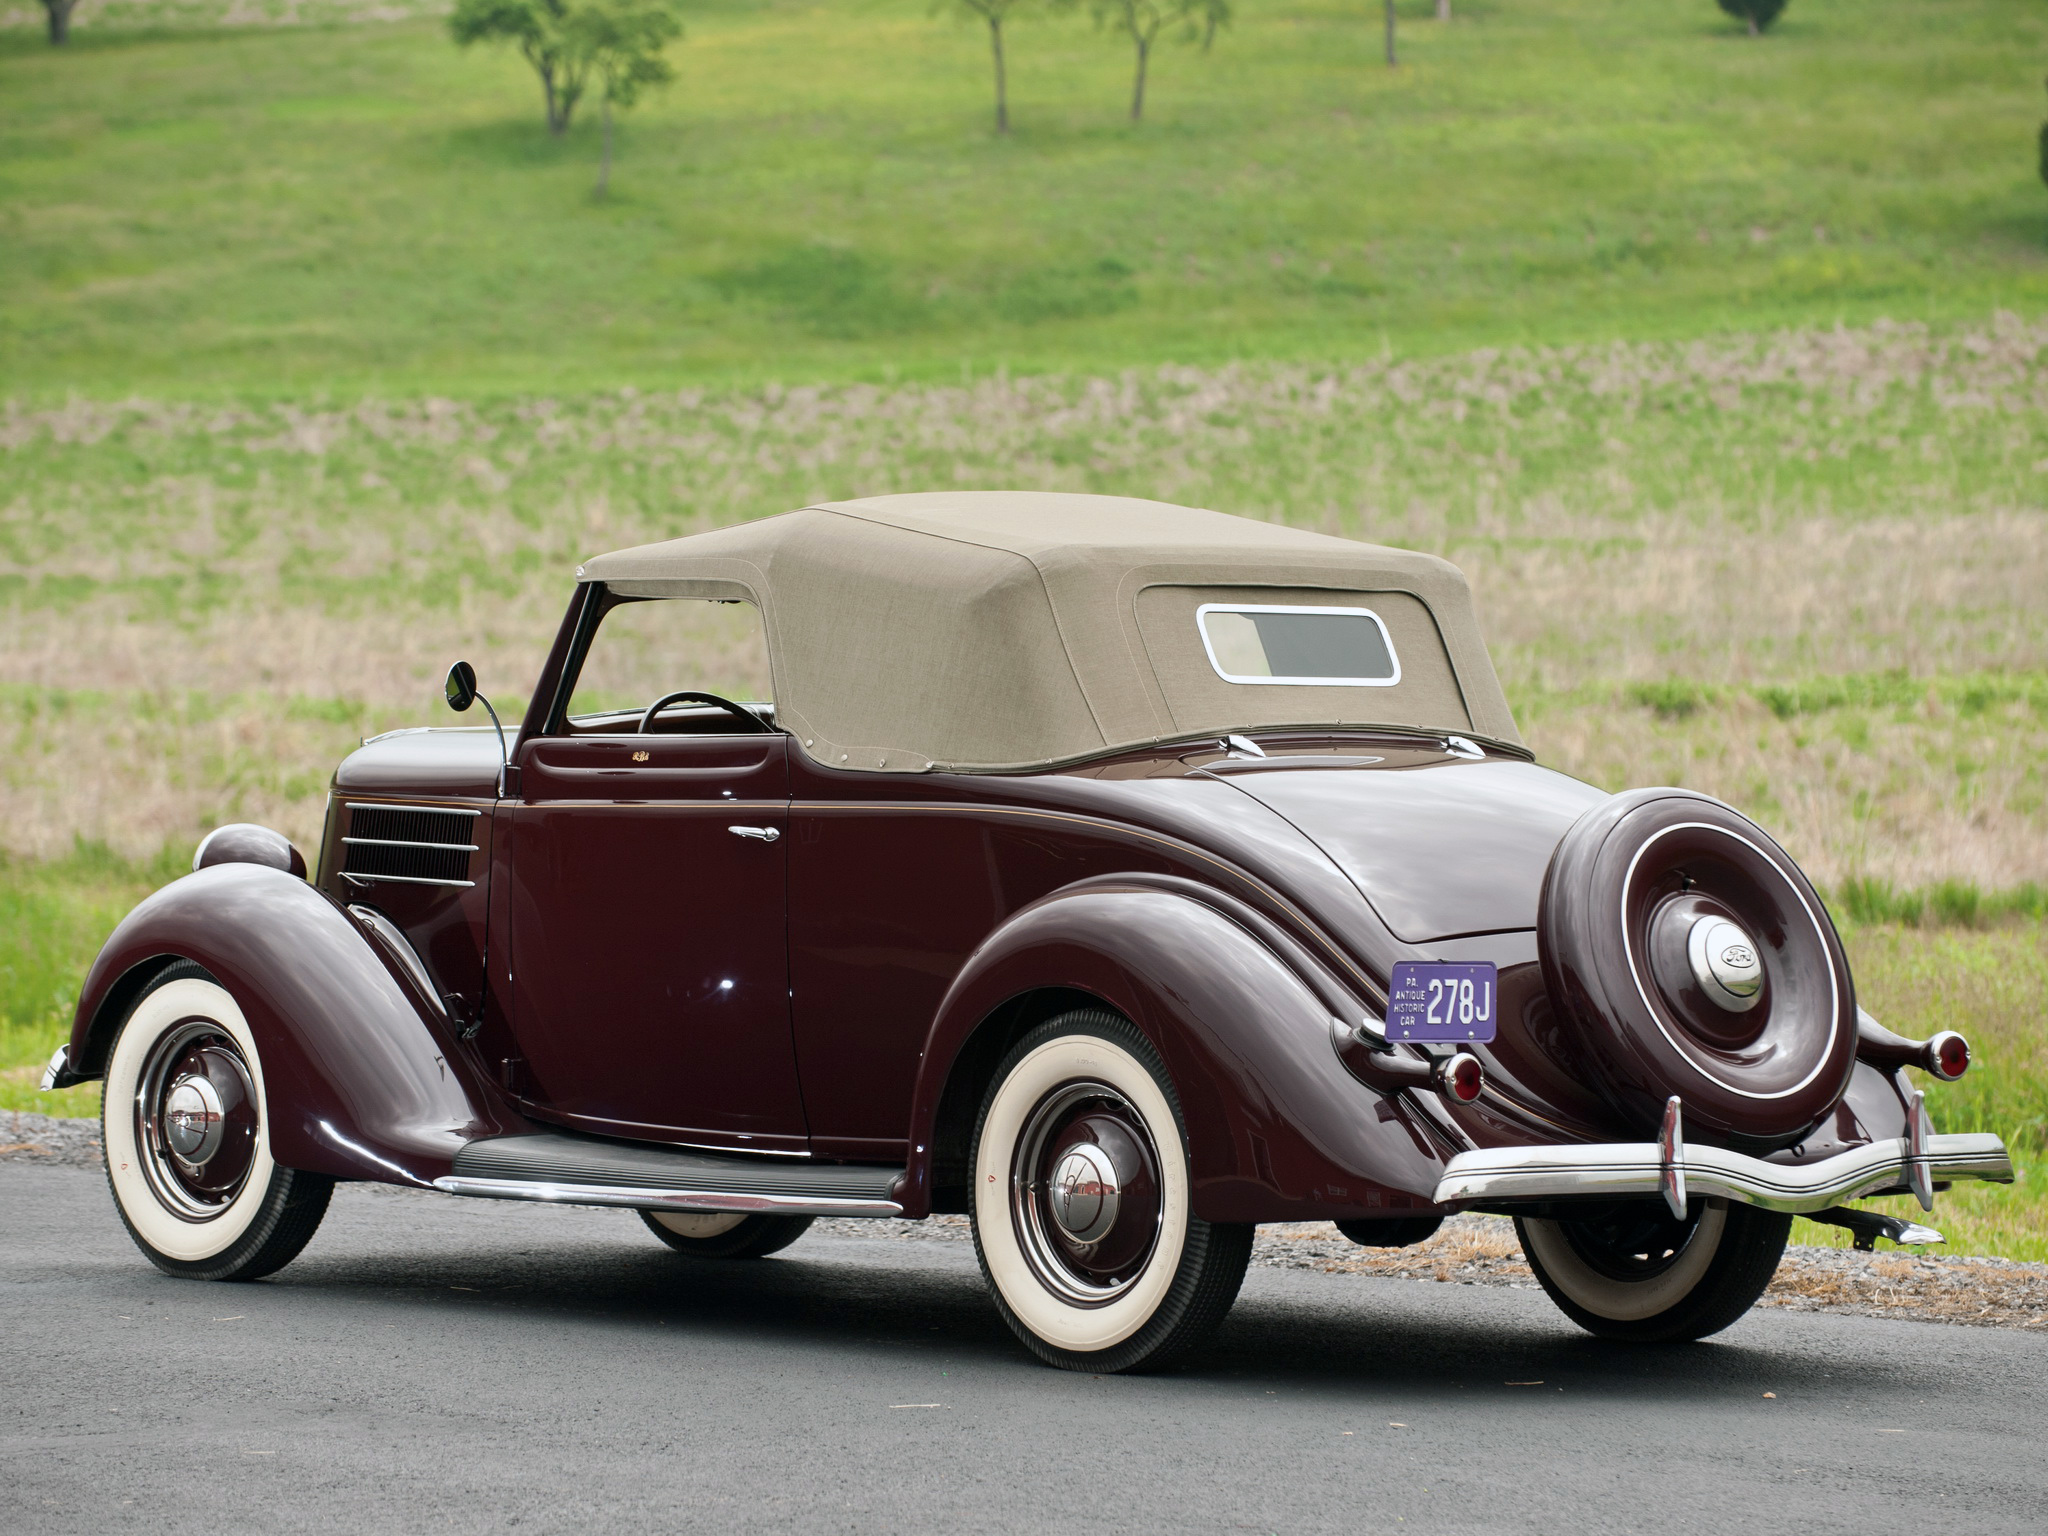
[1092,0,1225,123]
[1716,0,1788,36]
[42,0,80,43]
[2040,77,2048,195]
[570,0,681,197]
[1383,0,1395,66]
[944,0,1038,135]
[451,0,589,135]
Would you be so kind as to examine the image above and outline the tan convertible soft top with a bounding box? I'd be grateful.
[579,492,1518,773]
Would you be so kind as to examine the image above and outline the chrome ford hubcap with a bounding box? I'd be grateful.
[1048,1144,1121,1245]
[1688,915,1764,1013]
[163,1075,225,1163]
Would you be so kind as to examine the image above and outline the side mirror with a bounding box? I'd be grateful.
[444,660,478,713]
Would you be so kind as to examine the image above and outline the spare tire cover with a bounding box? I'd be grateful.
[1537,787,1856,1143]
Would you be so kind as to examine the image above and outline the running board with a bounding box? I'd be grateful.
[435,1132,905,1217]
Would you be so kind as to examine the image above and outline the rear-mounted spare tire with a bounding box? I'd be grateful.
[1537,788,1856,1144]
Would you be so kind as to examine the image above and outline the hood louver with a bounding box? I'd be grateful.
[340,803,480,888]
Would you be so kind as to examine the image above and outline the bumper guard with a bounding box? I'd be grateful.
[40,1044,86,1092]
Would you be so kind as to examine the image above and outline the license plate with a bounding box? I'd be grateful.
[1386,962,1498,1044]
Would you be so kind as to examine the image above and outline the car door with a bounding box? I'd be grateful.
[503,597,805,1153]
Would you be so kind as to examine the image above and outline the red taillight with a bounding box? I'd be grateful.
[1439,1052,1484,1103]
[1929,1031,1970,1081]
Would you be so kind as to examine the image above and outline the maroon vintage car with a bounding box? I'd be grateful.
[51,493,2010,1370]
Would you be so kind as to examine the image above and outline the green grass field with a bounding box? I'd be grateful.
[4,0,2047,392]
[2,0,2044,1260]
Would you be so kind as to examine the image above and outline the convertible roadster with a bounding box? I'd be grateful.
[50,493,2011,1370]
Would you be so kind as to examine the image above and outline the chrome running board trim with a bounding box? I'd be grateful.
[1433,1131,2013,1215]
[432,1176,904,1217]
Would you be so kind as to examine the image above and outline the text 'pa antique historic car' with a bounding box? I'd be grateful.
[50,493,2012,1370]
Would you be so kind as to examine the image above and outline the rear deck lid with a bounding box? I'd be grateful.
[1211,756,1606,943]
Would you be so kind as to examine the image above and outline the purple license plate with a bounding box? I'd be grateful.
[1386,962,1498,1043]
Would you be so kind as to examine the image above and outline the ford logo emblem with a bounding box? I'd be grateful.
[1720,944,1756,969]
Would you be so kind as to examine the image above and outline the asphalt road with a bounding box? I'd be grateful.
[5,1165,2043,1536]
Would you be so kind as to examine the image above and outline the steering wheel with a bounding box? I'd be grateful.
[638,691,774,735]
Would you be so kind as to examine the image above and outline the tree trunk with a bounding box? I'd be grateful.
[596,95,613,197]
[989,15,1008,134]
[1131,35,1150,121]
[1436,0,1449,19]
[1384,0,1396,67]
[45,0,75,44]
[542,65,564,135]
[1747,13,1759,35]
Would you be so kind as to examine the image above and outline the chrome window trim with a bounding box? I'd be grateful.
[1195,603,1403,687]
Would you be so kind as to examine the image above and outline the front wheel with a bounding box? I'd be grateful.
[1515,1197,1790,1342]
[101,962,333,1282]
[970,1010,1252,1373]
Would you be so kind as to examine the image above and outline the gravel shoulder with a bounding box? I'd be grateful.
[14,1108,2043,1333]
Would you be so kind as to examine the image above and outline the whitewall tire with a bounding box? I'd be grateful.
[970,1010,1251,1373]
[101,962,332,1281]
[1517,1197,1791,1342]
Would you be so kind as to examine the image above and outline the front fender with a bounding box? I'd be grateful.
[70,863,506,1185]
[902,879,1454,1224]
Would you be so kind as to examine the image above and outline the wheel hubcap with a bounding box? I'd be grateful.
[136,1020,259,1222]
[1047,1144,1121,1245]
[1011,1081,1163,1307]
[163,1075,226,1163]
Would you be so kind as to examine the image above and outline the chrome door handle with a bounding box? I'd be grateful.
[727,825,781,843]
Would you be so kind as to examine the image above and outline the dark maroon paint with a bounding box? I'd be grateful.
[504,731,804,1153]
[70,582,1927,1217]
[70,863,510,1184]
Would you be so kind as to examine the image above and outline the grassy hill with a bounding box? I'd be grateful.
[3,0,2046,393]
[1,0,2044,1257]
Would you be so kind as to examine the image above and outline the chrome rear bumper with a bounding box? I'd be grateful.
[1433,1132,2012,1216]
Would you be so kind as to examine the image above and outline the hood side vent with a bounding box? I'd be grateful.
[341,803,481,888]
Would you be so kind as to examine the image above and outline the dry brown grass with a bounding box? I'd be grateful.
[3,317,2045,867]
[1527,679,2048,891]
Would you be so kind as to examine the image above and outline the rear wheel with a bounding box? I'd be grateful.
[1515,1197,1790,1342]
[970,1009,1252,1373]
[640,1210,814,1259]
[101,962,333,1282]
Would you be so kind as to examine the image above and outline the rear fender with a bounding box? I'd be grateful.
[70,863,506,1186]
[902,876,1453,1224]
